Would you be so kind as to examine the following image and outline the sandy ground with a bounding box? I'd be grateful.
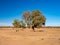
[0,28,60,45]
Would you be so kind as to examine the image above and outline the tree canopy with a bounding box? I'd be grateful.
[22,11,32,27]
[13,10,46,28]
[12,19,25,28]
[31,10,46,27]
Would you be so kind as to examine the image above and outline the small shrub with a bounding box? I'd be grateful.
[16,30,19,32]
[41,38,44,40]
[58,38,60,40]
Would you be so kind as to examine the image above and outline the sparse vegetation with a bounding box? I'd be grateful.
[16,30,19,32]
[12,10,46,31]
[13,19,25,28]
[41,38,44,40]
[58,38,60,40]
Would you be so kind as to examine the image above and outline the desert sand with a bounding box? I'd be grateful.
[0,28,60,45]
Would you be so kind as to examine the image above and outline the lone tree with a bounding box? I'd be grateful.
[31,10,46,31]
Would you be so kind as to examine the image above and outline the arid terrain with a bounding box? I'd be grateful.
[0,28,60,45]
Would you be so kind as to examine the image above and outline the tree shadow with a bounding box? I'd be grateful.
[38,30,44,32]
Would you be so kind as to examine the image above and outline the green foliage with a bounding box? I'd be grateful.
[12,19,21,28]
[12,10,46,28]
[12,19,25,28]
[20,21,26,28]
[22,11,32,27]
[32,10,46,27]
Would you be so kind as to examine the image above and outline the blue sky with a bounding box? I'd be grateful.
[0,0,60,26]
